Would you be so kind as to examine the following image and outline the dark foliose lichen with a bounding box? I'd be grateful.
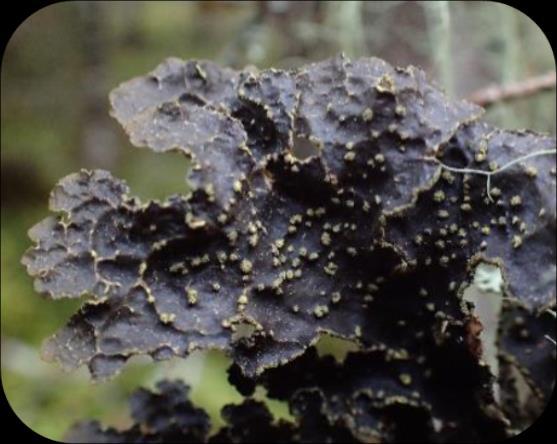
[228,345,510,443]
[22,55,555,441]
[65,379,358,443]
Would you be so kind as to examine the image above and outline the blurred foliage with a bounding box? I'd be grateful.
[1,1,554,440]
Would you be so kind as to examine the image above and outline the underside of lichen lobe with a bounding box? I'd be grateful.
[22,56,555,440]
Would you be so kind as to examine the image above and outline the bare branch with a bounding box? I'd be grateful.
[468,72,556,107]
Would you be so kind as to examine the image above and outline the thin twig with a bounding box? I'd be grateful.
[543,310,556,345]
[468,72,556,107]
[424,149,557,202]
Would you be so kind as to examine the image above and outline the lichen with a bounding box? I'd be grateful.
[22,55,555,441]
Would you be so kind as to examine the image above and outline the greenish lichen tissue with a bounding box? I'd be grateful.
[22,55,555,442]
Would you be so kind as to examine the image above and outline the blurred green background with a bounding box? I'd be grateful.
[1,1,555,441]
